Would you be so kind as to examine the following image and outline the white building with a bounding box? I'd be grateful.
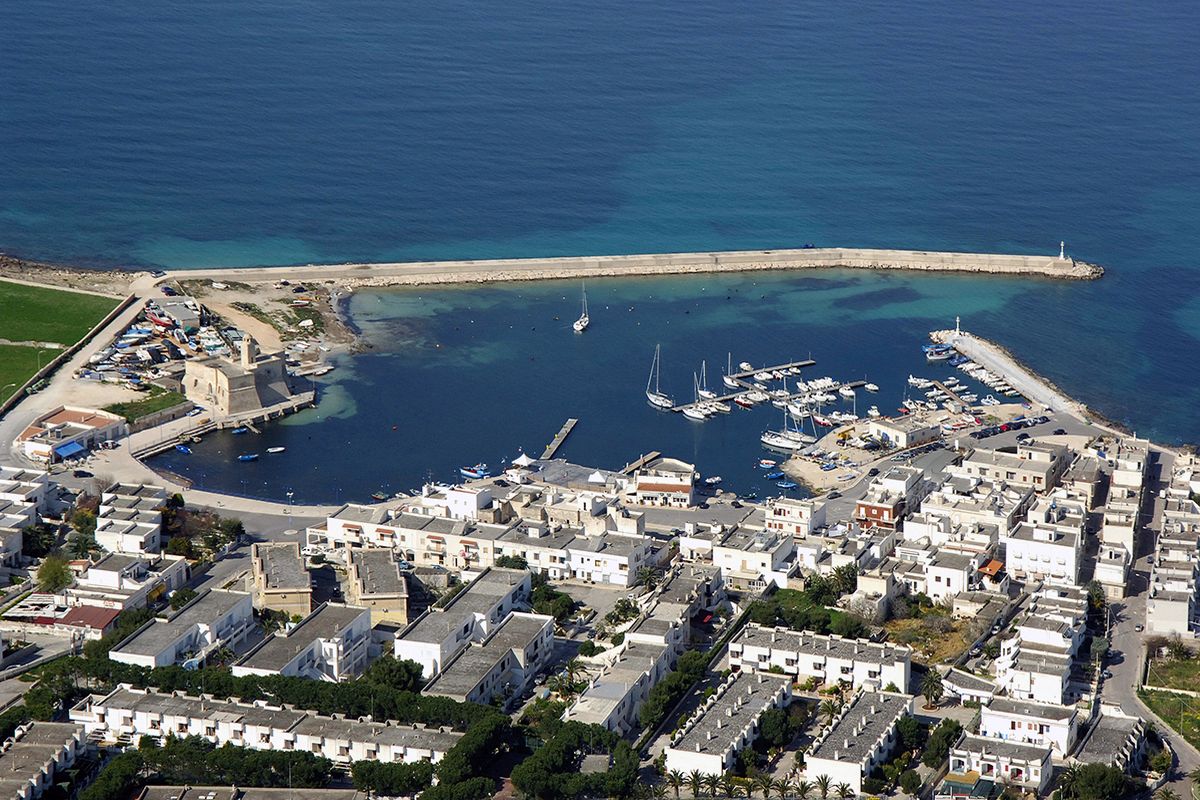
[70,685,462,766]
[233,603,372,682]
[867,416,941,449]
[109,589,255,668]
[64,553,190,611]
[631,457,697,508]
[960,443,1070,492]
[803,691,913,796]
[664,672,792,776]
[728,624,911,691]
[563,641,672,735]
[96,483,166,555]
[1001,520,1081,585]
[765,497,826,539]
[711,529,795,590]
[978,698,1079,756]
[0,722,87,800]
[948,734,1051,796]
[16,406,126,464]
[393,567,530,678]
[423,611,554,706]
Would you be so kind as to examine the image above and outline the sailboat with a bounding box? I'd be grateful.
[572,283,589,333]
[682,373,709,421]
[646,345,674,409]
[698,361,717,399]
[723,353,741,389]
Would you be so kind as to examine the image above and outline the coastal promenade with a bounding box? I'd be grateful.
[165,246,1102,288]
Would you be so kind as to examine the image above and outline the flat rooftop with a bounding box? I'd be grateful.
[808,691,910,765]
[985,698,1075,721]
[671,673,791,756]
[401,568,527,644]
[253,542,308,590]
[954,733,1050,763]
[350,548,408,596]
[237,604,367,672]
[735,623,911,664]
[114,589,248,658]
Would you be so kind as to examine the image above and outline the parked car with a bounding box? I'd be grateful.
[150,270,166,278]
[1101,670,1113,679]
[1134,624,1144,632]
[1053,428,1066,435]
[72,469,93,478]
[161,286,178,296]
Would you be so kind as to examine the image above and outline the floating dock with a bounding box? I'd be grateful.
[670,358,818,412]
[542,418,578,459]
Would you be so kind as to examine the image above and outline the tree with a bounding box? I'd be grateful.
[896,715,925,754]
[495,555,528,569]
[831,564,858,596]
[899,770,922,795]
[921,669,944,709]
[774,778,793,799]
[37,555,72,592]
[668,770,685,799]
[814,775,832,800]
[1085,579,1106,611]
[756,707,792,749]
[794,780,812,800]
[637,567,660,589]
[819,699,839,726]
[721,774,739,799]
[755,775,775,800]
[703,774,721,799]
[169,587,197,610]
[689,771,705,799]
[834,785,853,800]
[1060,762,1129,800]
[70,508,97,537]
[1154,789,1179,800]
[361,654,425,692]
[921,719,963,769]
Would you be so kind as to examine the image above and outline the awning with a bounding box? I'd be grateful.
[54,440,86,459]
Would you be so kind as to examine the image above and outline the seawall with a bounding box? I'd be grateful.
[171,246,1104,288]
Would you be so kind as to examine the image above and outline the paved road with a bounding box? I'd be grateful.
[1097,447,1199,798]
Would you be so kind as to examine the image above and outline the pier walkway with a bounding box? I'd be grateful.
[542,418,578,459]
[670,358,817,412]
[621,451,662,474]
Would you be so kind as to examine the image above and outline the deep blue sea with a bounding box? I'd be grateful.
[4,1,1200,502]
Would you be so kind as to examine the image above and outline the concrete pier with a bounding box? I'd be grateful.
[167,246,1103,289]
[542,418,578,459]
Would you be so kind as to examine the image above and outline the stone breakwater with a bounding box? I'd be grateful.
[172,246,1104,289]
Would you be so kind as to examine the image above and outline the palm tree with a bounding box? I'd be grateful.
[815,775,832,800]
[720,773,739,799]
[774,778,793,800]
[667,770,685,800]
[834,784,853,800]
[688,771,705,799]
[756,775,776,800]
[793,780,812,800]
[1056,764,1079,800]
[1154,789,1179,800]
[564,658,585,685]
[921,669,944,709]
[652,784,669,800]
[819,699,839,726]
[704,774,722,799]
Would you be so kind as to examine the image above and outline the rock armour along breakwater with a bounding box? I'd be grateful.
[167,246,1103,288]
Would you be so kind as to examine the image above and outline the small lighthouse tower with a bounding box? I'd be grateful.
[955,315,961,335]
[1059,241,1066,260]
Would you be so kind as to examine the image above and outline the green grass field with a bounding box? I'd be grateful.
[0,280,119,345]
[0,344,59,401]
[1139,689,1200,751]
[103,386,187,422]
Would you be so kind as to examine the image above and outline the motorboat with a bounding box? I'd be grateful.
[459,463,490,479]
[838,385,856,398]
[734,396,754,409]
[231,427,249,435]
[738,361,754,372]
[175,444,192,454]
[764,470,786,480]
[864,383,879,393]
[867,406,881,418]
[776,480,798,489]
[237,453,259,462]
[758,459,778,468]
[267,446,286,454]
[703,476,723,486]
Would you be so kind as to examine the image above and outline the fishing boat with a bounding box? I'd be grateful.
[572,283,589,333]
[266,446,286,454]
[741,492,759,501]
[231,427,249,435]
[864,383,879,393]
[764,470,785,480]
[925,345,954,362]
[237,453,259,462]
[758,459,777,468]
[459,463,490,479]
[645,345,674,409]
[371,491,389,501]
[175,444,192,454]
[776,480,798,489]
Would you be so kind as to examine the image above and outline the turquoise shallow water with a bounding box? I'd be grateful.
[4,0,1200,500]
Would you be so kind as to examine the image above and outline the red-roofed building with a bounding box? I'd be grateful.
[59,605,121,638]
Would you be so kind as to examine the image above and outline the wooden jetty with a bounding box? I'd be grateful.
[542,418,578,459]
